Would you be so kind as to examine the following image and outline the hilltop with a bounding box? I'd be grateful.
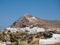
[10,13,60,29]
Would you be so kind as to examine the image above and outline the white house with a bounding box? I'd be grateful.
[0,42,12,45]
[39,34,60,44]
[6,27,20,33]
[56,28,60,33]
[0,42,6,45]
[6,41,12,45]
[37,28,45,32]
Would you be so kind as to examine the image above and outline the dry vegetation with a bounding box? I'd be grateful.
[0,30,58,45]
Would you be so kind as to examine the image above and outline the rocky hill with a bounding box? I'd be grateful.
[10,13,60,29]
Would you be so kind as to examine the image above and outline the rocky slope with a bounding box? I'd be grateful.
[10,14,60,29]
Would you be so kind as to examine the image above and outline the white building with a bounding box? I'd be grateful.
[56,28,60,33]
[37,28,45,32]
[20,28,26,32]
[0,42,11,45]
[0,42,6,45]
[6,27,20,33]
[6,41,11,45]
[39,34,60,44]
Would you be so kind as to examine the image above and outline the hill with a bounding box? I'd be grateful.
[10,14,60,29]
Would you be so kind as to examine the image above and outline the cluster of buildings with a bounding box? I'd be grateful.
[6,27,45,34]
[6,27,60,33]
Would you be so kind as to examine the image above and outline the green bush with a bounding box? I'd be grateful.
[43,32,52,38]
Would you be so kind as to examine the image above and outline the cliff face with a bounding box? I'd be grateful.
[10,14,60,29]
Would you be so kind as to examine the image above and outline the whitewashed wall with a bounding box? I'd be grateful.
[39,34,60,44]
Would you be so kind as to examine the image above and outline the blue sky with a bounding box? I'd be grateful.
[0,0,60,29]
